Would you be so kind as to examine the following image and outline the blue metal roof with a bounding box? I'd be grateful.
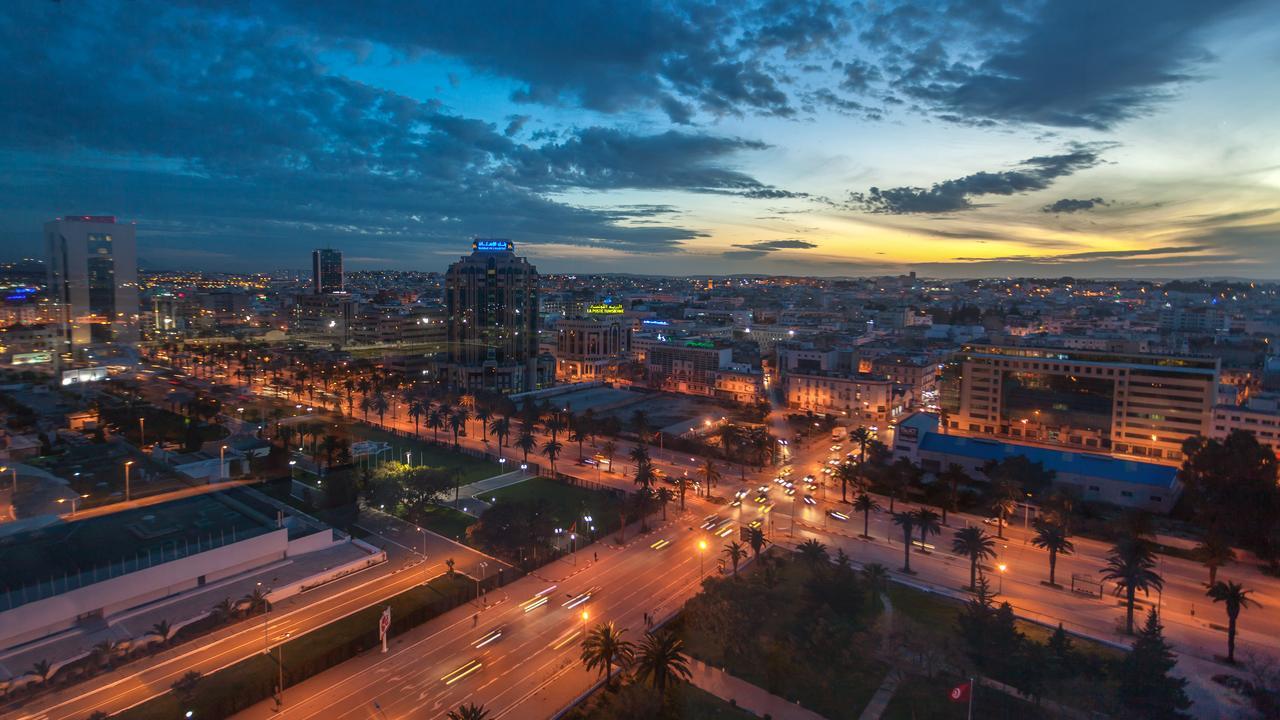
[918,432,1179,489]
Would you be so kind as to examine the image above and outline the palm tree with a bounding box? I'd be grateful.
[988,480,1020,540]
[408,400,426,436]
[723,541,747,577]
[853,492,880,539]
[850,426,872,463]
[427,407,445,443]
[601,440,617,472]
[475,407,492,442]
[937,464,969,525]
[490,416,511,455]
[656,487,674,520]
[580,622,635,690]
[30,659,52,682]
[150,619,172,645]
[542,438,563,474]
[449,408,470,448]
[797,538,829,571]
[1207,580,1258,663]
[633,460,656,493]
[447,704,491,720]
[212,597,235,622]
[911,507,942,552]
[544,414,565,442]
[892,511,917,573]
[516,431,537,464]
[242,587,270,615]
[358,395,373,423]
[835,461,859,502]
[92,639,120,668]
[370,392,390,427]
[746,526,768,561]
[952,526,997,590]
[863,563,889,608]
[1194,534,1236,587]
[697,458,721,499]
[1100,538,1164,634]
[1031,519,1075,587]
[634,631,692,696]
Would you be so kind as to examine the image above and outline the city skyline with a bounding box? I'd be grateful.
[2,1,1279,278]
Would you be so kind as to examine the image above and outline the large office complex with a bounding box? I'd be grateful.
[312,248,344,294]
[44,216,140,351]
[443,239,549,392]
[940,344,1219,465]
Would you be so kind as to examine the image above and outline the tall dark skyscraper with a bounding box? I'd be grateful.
[45,215,139,352]
[443,239,549,392]
[311,248,343,294]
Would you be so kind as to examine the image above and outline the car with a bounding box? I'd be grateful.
[983,517,1008,527]
[784,487,796,496]
[828,510,850,521]
[756,484,770,493]
[650,538,672,550]
[802,495,817,505]
[754,493,768,504]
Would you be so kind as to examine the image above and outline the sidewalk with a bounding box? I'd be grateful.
[688,657,829,720]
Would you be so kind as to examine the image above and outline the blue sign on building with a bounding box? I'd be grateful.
[473,239,514,252]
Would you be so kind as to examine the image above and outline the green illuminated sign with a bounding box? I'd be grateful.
[685,341,715,348]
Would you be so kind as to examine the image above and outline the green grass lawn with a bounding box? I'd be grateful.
[562,681,757,720]
[887,583,1125,664]
[117,574,475,720]
[482,476,621,532]
[413,504,479,542]
[345,423,499,485]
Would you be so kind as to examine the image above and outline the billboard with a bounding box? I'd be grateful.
[473,239,514,252]
[61,366,108,385]
[12,352,52,365]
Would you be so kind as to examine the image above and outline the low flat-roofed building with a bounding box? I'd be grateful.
[894,412,1179,513]
[0,488,343,651]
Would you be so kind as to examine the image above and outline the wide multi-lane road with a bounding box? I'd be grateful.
[233,512,710,720]
[2,521,497,720]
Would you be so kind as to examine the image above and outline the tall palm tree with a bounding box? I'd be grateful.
[150,619,172,645]
[544,414,565,442]
[1207,580,1258,663]
[474,407,492,442]
[697,458,721,499]
[30,659,52,682]
[1194,534,1236,587]
[242,587,270,615]
[370,392,390,427]
[853,492,880,539]
[634,631,692,696]
[1100,538,1164,634]
[446,704,491,720]
[835,461,859,502]
[490,416,511,455]
[892,512,917,573]
[358,395,373,423]
[863,562,889,608]
[988,479,1020,540]
[656,486,674,519]
[408,399,426,436]
[633,460,656,493]
[542,438,563,474]
[850,426,872,464]
[427,407,445,443]
[723,541,747,577]
[937,463,969,525]
[449,408,470,448]
[580,622,634,690]
[797,538,829,571]
[516,431,537,464]
[601,440,617,472]
[911,507,942,552]
[746,526,768,561]
[952,526,997,590]
[1031,519,1075,587]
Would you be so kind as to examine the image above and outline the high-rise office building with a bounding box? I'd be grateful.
[312,248,343,294]
[443,239,549,392]
[45,215,139,351]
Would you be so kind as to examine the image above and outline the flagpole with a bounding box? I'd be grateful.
[968,676,974,720]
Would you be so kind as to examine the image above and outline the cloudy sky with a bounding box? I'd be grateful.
[2,0,1278,278]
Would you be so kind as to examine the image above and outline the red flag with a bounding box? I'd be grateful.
[948,681,972,703]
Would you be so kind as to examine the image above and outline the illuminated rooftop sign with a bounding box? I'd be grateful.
[473,239,514,252]
[641,319,670,326]
[685,340,715,348]
[587,304,624,315]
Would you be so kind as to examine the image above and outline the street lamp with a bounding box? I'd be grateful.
[124,460,134,501]
[220,445,228,479]
[417,526,428,585]
[275,630,291,709]
[581,609,589,636]
[698,539,707,577]
[56,493,89,516]
[997,563,1007,594]
[139,416,146,449]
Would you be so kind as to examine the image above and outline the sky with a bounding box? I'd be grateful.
[1,0,1278,279]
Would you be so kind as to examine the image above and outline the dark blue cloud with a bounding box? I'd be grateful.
[849,145,1107,214]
